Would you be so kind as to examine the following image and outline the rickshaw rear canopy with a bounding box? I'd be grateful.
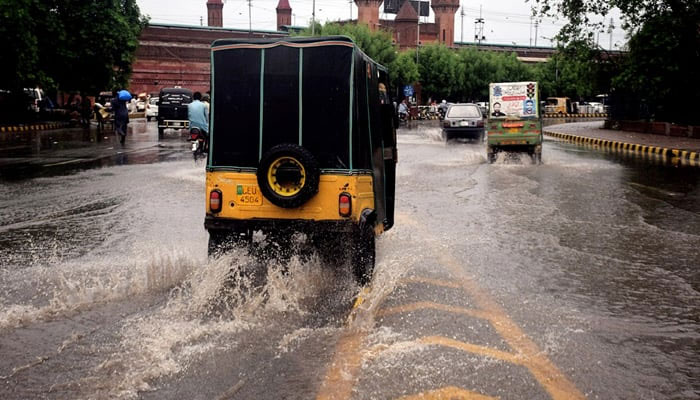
[209,36,389,172]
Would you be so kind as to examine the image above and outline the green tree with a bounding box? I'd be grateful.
[530,41,615,100]
[0,0,147,94]
[416,44,462,101]
[297,22,397,67]
[611,8,699,123]
[388,50,420,92]
[452,48,534,102]
[532,0,700,124]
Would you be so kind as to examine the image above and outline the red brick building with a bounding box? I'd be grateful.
[130,23,286,95]
[127,0,552,94]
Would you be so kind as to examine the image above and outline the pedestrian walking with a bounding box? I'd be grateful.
[80,96,92,128]
[112,90,130,145]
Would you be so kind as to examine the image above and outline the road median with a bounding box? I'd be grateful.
[544,122,699,166]
[0,122,71,133]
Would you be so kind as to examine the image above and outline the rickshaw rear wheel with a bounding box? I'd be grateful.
[351,230,375,286]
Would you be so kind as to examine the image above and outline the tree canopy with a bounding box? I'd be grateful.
[299,21,606,105]
[532,0,700,124]
[0,0,147,94]
[296,22,397,67]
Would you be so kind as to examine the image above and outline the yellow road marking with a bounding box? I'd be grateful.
[316,330,365,400]
[436,253,585,400]
[352,287,370,311]
[420,336,521,365]
[377,301,491,321]
[401,276,462,289]
[317,286,387,400]
[395,386,498,400]
[317,213,586,400]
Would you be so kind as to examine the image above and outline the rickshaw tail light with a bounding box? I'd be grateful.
[339,193,352,217]
[210,190,222,213]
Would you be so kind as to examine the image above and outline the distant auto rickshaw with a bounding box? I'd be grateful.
[157,87,192,138]
[487,82,543,163]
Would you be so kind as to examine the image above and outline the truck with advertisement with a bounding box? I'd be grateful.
[487,81,542,163]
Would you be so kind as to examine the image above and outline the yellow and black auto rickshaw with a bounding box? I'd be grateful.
[204,36,397,283]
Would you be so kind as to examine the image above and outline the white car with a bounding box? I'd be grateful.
[146,97,158,121]
[587,102,605,113]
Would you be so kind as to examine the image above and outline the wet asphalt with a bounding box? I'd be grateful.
[0,120,698,399]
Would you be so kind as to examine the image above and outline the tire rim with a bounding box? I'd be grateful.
[267,156,306,197]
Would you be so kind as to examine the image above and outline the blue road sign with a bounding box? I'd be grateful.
[403,85,414,97]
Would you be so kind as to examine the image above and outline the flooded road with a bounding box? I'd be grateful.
[0,121,698,399]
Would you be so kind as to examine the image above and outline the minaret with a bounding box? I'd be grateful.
[276,0,292,30]
[207,0,223,27]
[395,1,418,49]
[431,0,459,46]
[355,0,383,31]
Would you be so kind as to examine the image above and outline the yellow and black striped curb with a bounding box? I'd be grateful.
[408,114,440,120]
[0,122,70,133]
[543,113,608,118]
[545,130,700,163]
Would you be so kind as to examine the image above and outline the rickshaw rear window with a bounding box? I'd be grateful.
[301,46,351,169]
[211,48,262,167]
[211,44,353,169]
[262,46,300,155]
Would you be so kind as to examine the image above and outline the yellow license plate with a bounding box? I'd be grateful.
[236,184,262,206]
[507,128,521,133]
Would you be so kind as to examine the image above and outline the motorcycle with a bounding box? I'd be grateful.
[438,107,447,121]
[189,127,208,161]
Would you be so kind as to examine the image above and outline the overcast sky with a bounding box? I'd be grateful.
[136,0,628,49]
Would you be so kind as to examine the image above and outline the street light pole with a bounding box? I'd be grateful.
[312,0,316,35]
[416,17,420,64]
[248,0,252,37]
[461,4,465,43]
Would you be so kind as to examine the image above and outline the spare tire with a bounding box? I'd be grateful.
[257,143,320,208]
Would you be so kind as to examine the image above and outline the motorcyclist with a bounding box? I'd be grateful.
[398,99,409,120]
[437,99,449,119]
[188,91,209,135]
[188,91,209,156]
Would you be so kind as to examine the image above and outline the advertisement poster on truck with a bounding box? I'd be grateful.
[488,82,539,119]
